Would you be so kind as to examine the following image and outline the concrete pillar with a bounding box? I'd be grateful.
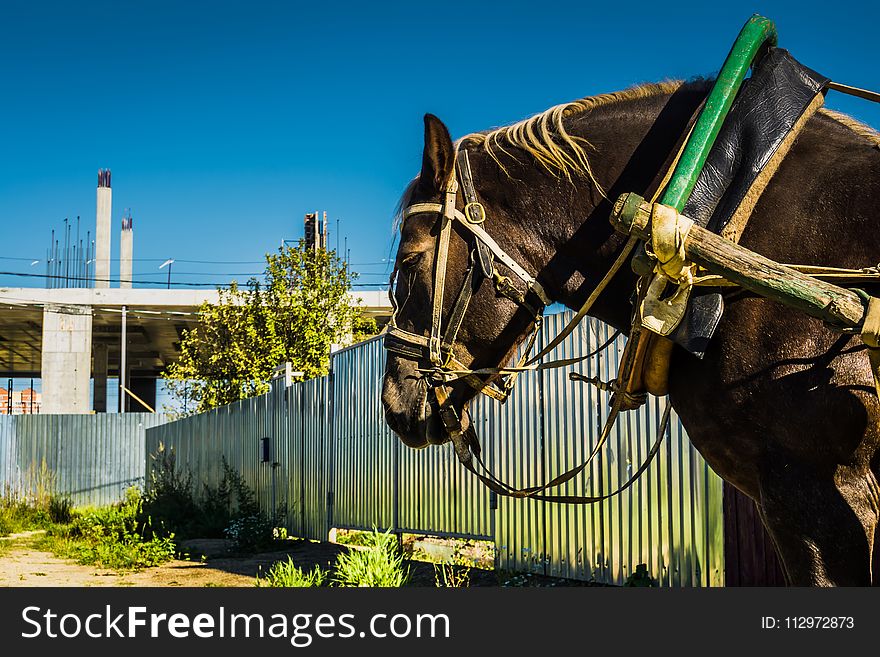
[92,342,108,413]
[95,171,112,288]
[41,304,93,414]
[120,220,133,289]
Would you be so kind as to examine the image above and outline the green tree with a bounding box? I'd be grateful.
[163,243,376,415]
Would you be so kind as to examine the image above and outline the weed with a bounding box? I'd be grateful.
[333,529,376,547]
[140,444,198,538]
[48,495,73,524]
[333,528,410,587]
[23,459,57,510]
[0,478,74,536]
[44,488,175,571]
[256,558,329,588]
[433,546,472,588]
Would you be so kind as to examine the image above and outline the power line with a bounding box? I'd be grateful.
[132,271,265,277]
[0,270,235,288]
[0,255,268,265]
[0,256,392,268]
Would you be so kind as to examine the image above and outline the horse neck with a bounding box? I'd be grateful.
[518,85,710,330]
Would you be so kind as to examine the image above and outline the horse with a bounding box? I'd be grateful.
[380,79,880,586]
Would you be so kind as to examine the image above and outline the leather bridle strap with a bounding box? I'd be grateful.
[428,174,459,365]
[440,255,480,360]
[389,147,553,402]
[418,333,621,383]
[406,200,551,305]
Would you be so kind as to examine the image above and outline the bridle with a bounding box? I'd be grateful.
[384,148,551,408]
[383,146,661,503]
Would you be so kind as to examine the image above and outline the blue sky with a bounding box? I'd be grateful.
[1,0,879,290]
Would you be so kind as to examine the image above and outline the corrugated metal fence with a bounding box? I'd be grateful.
[145,312,725,586]
[0,413,164,507]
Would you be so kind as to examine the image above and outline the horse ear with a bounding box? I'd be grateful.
[420,114,455,191]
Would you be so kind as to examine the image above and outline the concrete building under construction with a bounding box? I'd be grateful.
[0,174,392,415]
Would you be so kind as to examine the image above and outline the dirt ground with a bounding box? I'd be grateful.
[0,532,562,587]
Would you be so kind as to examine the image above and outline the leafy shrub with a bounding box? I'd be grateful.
[256,558,329,587]
[142,446,283,553]
[333,529,410,587]
[140,444,199,538]
[224,513,276,553]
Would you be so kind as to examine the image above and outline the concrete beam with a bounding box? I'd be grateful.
[0,287,221,308]
[41,304,92,414]
[0,287,389,312]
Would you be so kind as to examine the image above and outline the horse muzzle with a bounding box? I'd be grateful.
[381,358,451,448]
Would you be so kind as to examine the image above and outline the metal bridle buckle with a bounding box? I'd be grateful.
[464,202,486,224]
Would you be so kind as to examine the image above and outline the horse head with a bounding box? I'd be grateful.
[381,114,554,449]
[381,85,708,450]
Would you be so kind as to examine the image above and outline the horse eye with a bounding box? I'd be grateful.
[400,252,423,268]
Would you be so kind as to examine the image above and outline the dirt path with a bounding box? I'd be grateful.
[0,533,594,587]
[0,550,268,587]
[0,533,501,587]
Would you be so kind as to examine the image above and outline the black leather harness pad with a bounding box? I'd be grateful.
[668,47,829,357]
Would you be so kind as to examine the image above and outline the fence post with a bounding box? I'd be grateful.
[325,366,335,539]
[299,381,306,538]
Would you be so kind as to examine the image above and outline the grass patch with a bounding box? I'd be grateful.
[1,493,73,537]
[256,558,330,588]
[333,529,410,587]
[255,528,411,588]
[1,461,74,536]
[42,488,175,571]
[333,528,377,548]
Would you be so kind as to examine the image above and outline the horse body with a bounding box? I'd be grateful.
[382,81,880,585]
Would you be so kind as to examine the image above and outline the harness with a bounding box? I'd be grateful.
[384,149,551,404]
[384,14,880,504]
[384,146,659,503]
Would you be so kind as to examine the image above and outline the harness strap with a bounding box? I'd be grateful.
[440,388,671,503]
[428,174,459,365]
[860,296,880,399]
[385,326,515,401]
[828,81,880,104]
[440,257,480,359]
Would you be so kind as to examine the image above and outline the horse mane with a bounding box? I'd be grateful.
[458,79,880,190]
[394,80,880,226]
[817,107,880,147]
[460,80,695,190]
